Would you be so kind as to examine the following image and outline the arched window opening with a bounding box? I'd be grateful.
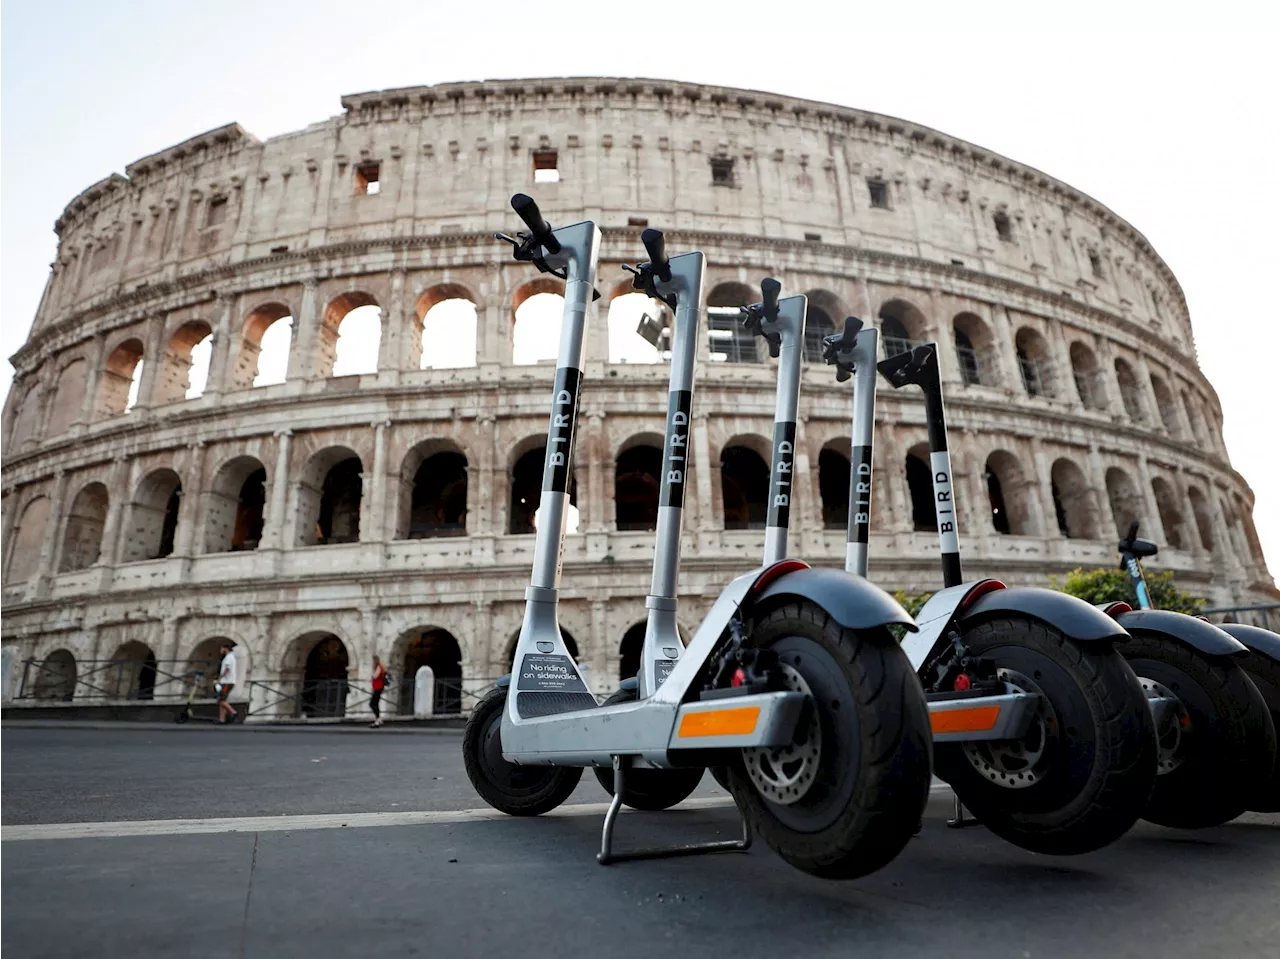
[803,307,836,363]
[7,496,51,582]
[237,305,293,389]
[878,300,928,359]
[993,210,1013,241]
[301,635,349,719]
[47,360,88,437]
[1181,390,1208,445]
[509,445,578,534]
[1188,487,1215,552]
[608,292,666,364]
[317,458,362,545]
[906,446,936,532]
[59,482,109,572]
[408,452,468,538]
[819,446,851,529]
[156,321,214,404]
[985,451,1036,536]
[1150,375,1182,436]
[513,291,566,365]
[706,282,759,364]
[987,468,1010,534]
[1105,467,1143,538]
[8,386,45,449]
[619,622,646,681]
[399,628,463,715]
[121,469,182,563]
[332,304,382,377]
[615,444,663,531]
[418,292,478,369]
[1070,342,1105,410]
[186,638,231,699]
[1015,328,1053,398]
[97,339,145,416]
[33,649,76,701]
[110,641,157,700]
[954,330,981,386]
[506,628,579,670]
[953,313,995,388]
[1151,477,1185,551]
[204,457,267,554]
[881,317,913,358]
[721,444,770,529]
[1050,459,1098,539]
[1114,359,1145,423]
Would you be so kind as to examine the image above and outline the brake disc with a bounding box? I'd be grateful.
[962,668,1056,790]
[742,664,821,806]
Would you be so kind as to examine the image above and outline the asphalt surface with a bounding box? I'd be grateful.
[4,726,1279,959]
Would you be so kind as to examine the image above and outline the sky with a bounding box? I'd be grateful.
[2,1,1276,576]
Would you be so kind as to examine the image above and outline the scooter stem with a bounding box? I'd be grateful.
[760,290,807,566]
[846,327,879,578]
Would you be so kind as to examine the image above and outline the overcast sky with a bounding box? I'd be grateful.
[2,2,1276,577]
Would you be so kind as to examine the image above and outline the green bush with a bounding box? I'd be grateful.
[888,590,935,642]
[1053,567,1205,616]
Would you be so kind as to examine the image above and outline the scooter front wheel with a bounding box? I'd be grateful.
[592,687,704,810]
[933,616,1156,854]
[726,601,932,880]
[1240,652,1280,812]
[462,686,583,816]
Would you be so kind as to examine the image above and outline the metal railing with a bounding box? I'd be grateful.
[242,675,504,720]
[1201,602,1278,631]
[16,658,218,703]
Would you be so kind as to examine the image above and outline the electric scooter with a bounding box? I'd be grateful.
[821,323,1156,854]
[462,197,932,878]
[1100,522,1278,820]
[174,668,243,724]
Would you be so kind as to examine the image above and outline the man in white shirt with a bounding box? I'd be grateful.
[217,641,239,724]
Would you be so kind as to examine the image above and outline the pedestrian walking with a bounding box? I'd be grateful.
[369,655,387,728]
[217,641,239,725]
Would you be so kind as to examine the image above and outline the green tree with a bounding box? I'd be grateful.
[1053,567,1205,616]
[888,590,935,642]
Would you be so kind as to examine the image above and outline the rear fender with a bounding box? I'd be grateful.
[959,586,1130,644]
[1220,623,1280,664]
[750,566,916,633]
[1113,608,1247,658]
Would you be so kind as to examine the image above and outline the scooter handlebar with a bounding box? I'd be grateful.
[511,193,550,237]
[760,278,781,317]
[641,229,667,270]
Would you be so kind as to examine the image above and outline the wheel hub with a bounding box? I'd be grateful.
[962,668,1056,790]
[1138,676,1190,775]
[742,664,821,806]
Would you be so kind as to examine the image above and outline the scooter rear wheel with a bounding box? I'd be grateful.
[462,686,582,816]
[1240,653,1280,812]
[725,601,932,880]
[592,687,705,810]
[1122,633,1276,827]
[933,616,1156,855]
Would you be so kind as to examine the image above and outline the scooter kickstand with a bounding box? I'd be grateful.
[597,756,753,865]
[945,790,981,829]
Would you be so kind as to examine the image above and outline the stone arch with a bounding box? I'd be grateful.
[7,383,45,450]
[615,435,664,532]
[234,303,292,389]
[416,284,479,370]
[186,637,232,698]
[953,313,995,388]
[399,439,468,539]
[155,319,214,404]
[1180,389,1208,445]
[1150,374,1182,436]
[512,277,566,366]
[1050,458,1098,539]
[59,482,109,572]
[1187,486,1215,552]
[878,299,929,357]
[46,358,89,437]
[720,435,771,530]
[32,649,76,701]
[297,447,362,547]
[505,627,579,670]
[323,292,382,377]
[1114,359,1145,422]
[905,442,936,532]
[802,289,845,364]
[619,621,645,681]
[508,441,578,535]
[204,456,268,553]
[706,282,760,364]
[109,640,158,700]
[1105,467,1144,538]
[393,626,464,714]
[97,338,144,416]
[282,632,350,718]
[1015,327,1054,398]
[818,440,851,530]
[1151,476,1185,550]
[985,450,1036,536]
[1069,341,1105,410]
[7,495,51,582]
[120,468,182,563]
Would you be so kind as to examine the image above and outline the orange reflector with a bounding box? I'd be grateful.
[678,706,761,738]
[930,705,1002,735]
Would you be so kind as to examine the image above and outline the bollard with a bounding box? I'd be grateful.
[414,665,436,719]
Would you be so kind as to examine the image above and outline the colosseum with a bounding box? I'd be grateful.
[2,77,1274,720]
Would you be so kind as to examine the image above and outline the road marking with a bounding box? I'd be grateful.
[3,783,955,843]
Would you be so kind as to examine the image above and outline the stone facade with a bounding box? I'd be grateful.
[2,78,1273,717]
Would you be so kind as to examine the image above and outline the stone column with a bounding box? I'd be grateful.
[589,599,609,695]
[378,270,408,374]
[583,412,608,533]
[1133,354,1161,431]
[202,295,237,400]
[990,307,1024,398]
[32,470,68,595]
[472,414,497,535]
[1091,337,1122,417]
[1,485,22,579]
[132,313,168,412]
[363,420,390,542]
[1048,320,1083,412]
[174,442,206,557]
[1084,446,1113,539]
[791,416,815,538]
[1175,466,1209,563]
[1029,437,1064,539]
[1135,455,1169,545]
[877,423,911,531]
[75,334,108,428]
[158,615,181,670]
[260,430,293,549]
[287,279,320,380]
[96,457,131,570]
[692,413,717,542]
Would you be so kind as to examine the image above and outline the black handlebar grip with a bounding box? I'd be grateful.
[761,278,781,316]
[511,194,550,237]
[840,315,863,346]
[641,229,668,271]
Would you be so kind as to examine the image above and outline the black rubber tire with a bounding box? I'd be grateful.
[462,686,582,816]
[1121,633,1275,827]
[1240,653,1280,812]
[933,616,1156,855]
[592,688,705,810]
[725,601,932,880]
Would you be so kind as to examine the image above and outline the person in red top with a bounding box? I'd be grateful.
[369,655,387,728]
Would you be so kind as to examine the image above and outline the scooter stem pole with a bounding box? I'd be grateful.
[917,347,963,588]
[846,328,879,579]
[763,293,807,566]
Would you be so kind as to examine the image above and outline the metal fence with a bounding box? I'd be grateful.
[1200,602,1278,631]
[16,658,218,703]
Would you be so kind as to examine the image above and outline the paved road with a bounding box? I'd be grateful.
[4,727,1279,959]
